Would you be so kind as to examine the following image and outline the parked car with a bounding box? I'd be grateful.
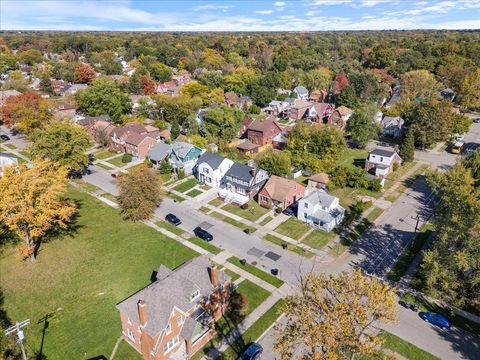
[111,173,118,178]
[165,213,181,226]
[419,312,450,330]
[0,134,10,141]
[68,170,83,179]
[239,343,263,360]
[474,117,480,123]
[10,128,17,136]
[282,203,298,216]
[193,227,213,242]
[456,135,465,142]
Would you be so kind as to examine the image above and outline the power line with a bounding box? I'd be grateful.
[5,319,30,360]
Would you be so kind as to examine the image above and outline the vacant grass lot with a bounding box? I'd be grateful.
[222,201,270,222]
[338,148,369,170]
[264,234,314,258]
[173,178,198,193]
[274,217,311,240]
[0,189,198,360]
[301,229,335,250]
[329,186,381,208]
[227,256,284,288]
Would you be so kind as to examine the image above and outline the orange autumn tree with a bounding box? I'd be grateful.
[0,161,76,262]
[140,75,156,95]
[274,269,398,360]
[1,91,51,133]
[75,62,96,84]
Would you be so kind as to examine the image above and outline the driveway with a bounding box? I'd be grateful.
[83,164,119,195]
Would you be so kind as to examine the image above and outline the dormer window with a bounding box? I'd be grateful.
[191,290,200,301]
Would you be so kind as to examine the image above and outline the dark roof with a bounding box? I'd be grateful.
[247,119,280,133]
[370,148,396,157]
[147,143,172,162]
[236,141,260,151]
[196,152,227,170]
[225,162,255,181]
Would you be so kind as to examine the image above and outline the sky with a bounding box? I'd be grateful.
[1,0,479,31]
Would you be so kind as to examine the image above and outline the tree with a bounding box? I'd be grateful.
[333,71,349,94]
[400,70,439,102]
[1,92,51,133]
[152,94,202,126]
[365,44,393,69]
[148,62,172,82]
[140,75,156,95]
[346,111,381,148]
[74,62,96,84]
[0,161,76,262]
[127,72,142,94]
[301,67,333,92]
[401,129,415,163]
[18,48,43,65]
[117,165,163,221]
[75,77,132,124]
[274,269,397,360]
[39,75,53,94]
[203,106,244,142]
[180,82,209,103]
[28,120,90,171]
[256,150,292,177]
[458,68,480,110]
[336,85,359,110]
[463,149,480,186]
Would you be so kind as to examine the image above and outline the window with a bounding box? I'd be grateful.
[191,290,200,301]
[207,177,212,183]
[305,203,308,208]
[237,187,246,195]
[380,157,384,162]
[204,167,209,174]
[127,328,135,342]
[304,212,308,219]
[177,315,183,325]
[163,336,180,354]
[165,323,171,334]
[261,195,269,203]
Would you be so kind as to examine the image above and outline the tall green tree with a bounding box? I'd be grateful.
[203,105,243,142]
[148,62,172,82]
[336,85,359,110]
[256,150,292,177]
[401,129,415,163]
[346,111,381,148]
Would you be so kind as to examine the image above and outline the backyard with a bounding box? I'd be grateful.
[0,188,198,359]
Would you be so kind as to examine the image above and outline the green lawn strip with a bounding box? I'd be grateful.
[210,212,256,234]
[227,256,284,288]
[186,189,203,197]
[95,162,115,170]
[155,220,186,236]
[264,234,315,258]
[274,217,311,240]
[114,339,142,359]
[0,188,198,359]
[199,206,210,213]
[73,180,101,194]
[187,236,222,255]
[329,242,348,257]
[343,218,372,245]
[259,215,273,226]
[100,193,118,203]
[209,197,224,207]
[94,149,117,160]
[386,224,433,282]
[222,201,270,222]
[166,191,186,202]
[383,161,418,191]
[384,194,400,203]
[221,299,286,359]
[366,207,384,222]
[301,230,335,250]
[107,155,129,168]
[7,153,27,164]
[190,280,271,360]
[19,150,31,159]
[399,293,480,335]
[379,331,440,360]
[4,143,17,149]
[173,178,198,193]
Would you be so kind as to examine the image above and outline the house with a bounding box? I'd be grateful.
[91,120,116,145]
[258,175,305,209]
[169,142,204,175]
[386,85,401,108]
[116,255,232,360]
[236,96,253,110]
[293,86,309,100]
[263,100,290,117]
[307,102,334,124]
[125,133,158,159]
[130,95,155,110]
[297,189,345,232]
[0,90,21,107]
[288,99,312,120]
[147,143,173,169]
[237,117,254,138]
[224,91,239,107]
[110,122,149,153]
[54,102,76,119]
[61,83,88,96]
[440,88,455,101]
[365,148,402,185]
[245,119,282,147]
[309,90,329,103]
[381,116,404,138]
[307,173,330,189]
[0,153,18,177]
[194,152,234,188]
[236,140,260,156]
[220,163,269,204]
[156,80,180,96]
[328,106,353,130]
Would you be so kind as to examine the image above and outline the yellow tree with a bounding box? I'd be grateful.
[274,269,397,360]
[400,70,439,102]
[0,161,76,262]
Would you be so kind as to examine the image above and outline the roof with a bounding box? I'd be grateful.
[301,189,337,209]
[308,173,330,184]
[56,102,76,111]
[148,142,172,162]
[381,116,404,128]
[262,175,305,202]
[247,119,281,134]
[335,106,353,116]
[236,140,260,151]
[172,141,200,159]
[125,133,155,146]
[370,148,397,157]
[292,99,312,109]
[116,255,229,337]
[310,102,332,114]
[196,152,228,170]
[294,85,309,96]
[225,162,255,181]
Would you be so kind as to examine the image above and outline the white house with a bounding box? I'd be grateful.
[297,189,345,232]
[194,152,234,188]
[365,148,402,185]
[293,85,309,100]
[0,153,18,177]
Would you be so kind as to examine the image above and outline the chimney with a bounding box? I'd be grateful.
[394,144,399,153]
[209,265,219,288]
[250,167,257,179]
[138,300,147,326]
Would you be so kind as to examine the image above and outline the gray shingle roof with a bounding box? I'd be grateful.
[172,141,195,159]
[147,143,172,162]
[370,148,396,157]
[225,162,255,182]
[196,152,226,170]
[303,189,336,209]
[294,85,308,96]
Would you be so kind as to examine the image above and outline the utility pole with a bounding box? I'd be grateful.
[5,319,30,360]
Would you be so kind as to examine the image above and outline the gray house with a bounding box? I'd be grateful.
[219,163,269,204]
[297,189,345,232]
[381,116,405,138]
[293,86,309,100]
[169,142,205,175]
[147,143,172,169]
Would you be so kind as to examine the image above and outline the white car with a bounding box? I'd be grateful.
[456,135,465,142]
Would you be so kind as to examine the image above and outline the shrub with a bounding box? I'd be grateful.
[240,203,249,210]
[393,162,400,172]
[177,169,185,180]
[122,153,133,163]
[275,207,283,214]
[368,179,382,192]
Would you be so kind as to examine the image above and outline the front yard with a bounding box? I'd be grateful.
[172,177,198,193]
[227,256,284,288]
[221,201,270,222]
[0,188,198,359]
[274,217,311,240]
[301,229,336,250]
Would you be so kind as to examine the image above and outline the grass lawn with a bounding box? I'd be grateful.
[199,206,210,213]
[330,186,381,208]
[114,339,142,359]
[95,162,115,170]
[221,299,285,359]
[186,189,202,197]
[210,212,256,234]
[0,188,198,360]
[295,175,308,186]
[383,161,417,191]
[208,197,224,207]
[187,236,222,255]
[264,234,314,258]
[227,256,284,288]
[160,172,171,183]
[301,230,335,250]
[343,218,372,245]
[173,178,198,193]
[4,143,17,149]
[100,193,118,203]
[166,191,186,203]
[222,201,270,222]
[329,242,348,257]
[380,331,440,360]
[73,179,101,194]
[387,224,432,282]
[338,148,368,170]
[94,149,117,160]
[259,215,273,226]
[19,150,31,159]
[107,155,129,168]
[155,220,186,236]
[274,217,311,240]
[366,207,384,222]
[384,194,400,203]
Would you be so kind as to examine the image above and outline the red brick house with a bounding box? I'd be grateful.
[109,122,162,159]
[245,119,282,147]
[237,117,254,138]
[258,175,305,209]
[307,102,334,124]
[116,255,232,360]
[125,133,158,159]
[288,99,312,120]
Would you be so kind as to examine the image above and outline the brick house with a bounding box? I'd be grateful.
[328,106,353,130]
[288,99,312,120]
[258,175,305,209]
[124,133,158,159]
[307,102,334,124]
[245,119,282,147]
[116,255,232,360]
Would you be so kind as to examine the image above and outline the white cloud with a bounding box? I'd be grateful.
[256,10,274,14]
[275,1,286,6]
[191,4,230,11]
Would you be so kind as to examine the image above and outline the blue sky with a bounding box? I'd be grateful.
[1,0,479,31]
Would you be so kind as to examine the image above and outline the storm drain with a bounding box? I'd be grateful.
[265,251,281,261]
[199,221,213,230]
[247,247,265,258]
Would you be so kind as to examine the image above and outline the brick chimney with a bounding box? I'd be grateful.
[138,300,147,326]
[209,265,219,288]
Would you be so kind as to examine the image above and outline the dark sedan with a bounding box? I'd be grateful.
[0,134,10,141]
[239,343,263,360]
[165,213,182,226]
[419,312,450,330]
[193,227,213,242]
